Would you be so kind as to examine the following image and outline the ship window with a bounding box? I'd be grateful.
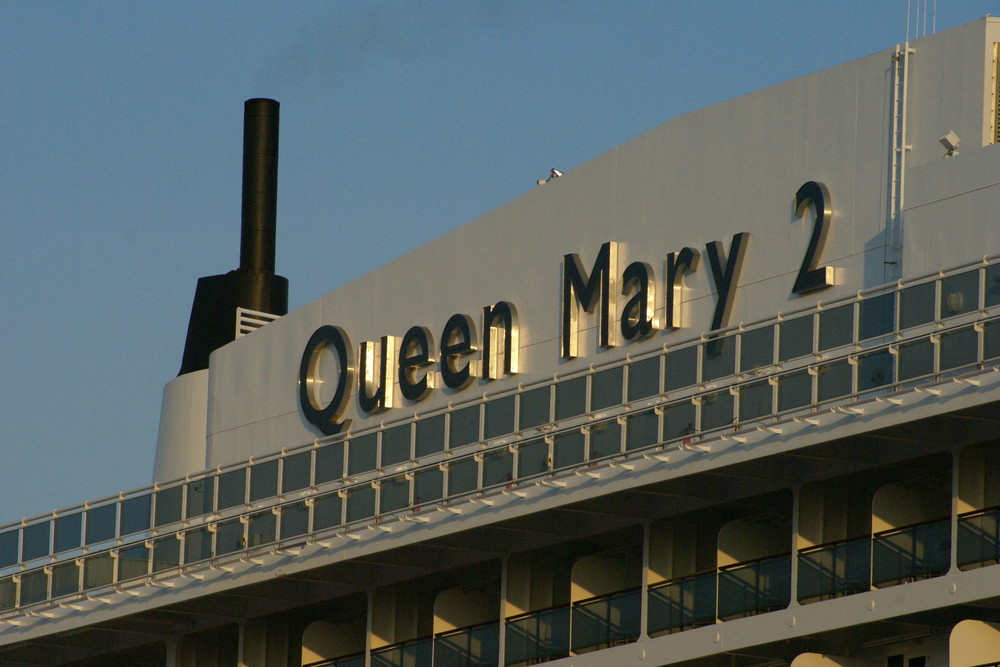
[898,338,934,381]
[740,326,774,372]
[779,315,814,361]
[118,544,149,581]
[739,380,771,421]
[247,511,275,548]
[151,535,180,572]
[50,561,78,598]
[859,293,895,341]
[625,410,658,451]
[590,366,624,411]
[940,270,979,319]
[702,337,736,382]
[627,356,660,401]
[249,460,279,502]
[449,406,480,449]
[153,487,183,528]
[315,442,345,484]
[519,387,551,430]
[381,425,411,467]
[216,519,244,556]
[484,395,515,439]
[86,504,117,545]
[0,577,14,611]
[380,475,410,513]
[985,320,1000,360]
[447,458,479,497]
[217,470,247,510]
[414,468,443,505]
[589,420,621,460]
[345,486,375,523]
[415,415,446,457]
[662,401,696,443]
[986,264,1000,307]
[53,512,82,554]
[817,360,852,401]
[819,304,854,351]
[82,553,114,590]
[516,438,549,479]
[347,434,377,476]
[183,527,212,564]
[899,282,935,329]
[281,451,312,494]
[483,449,513,487]
[858,349,893,391]
[555,376,587,420]
[0,530,18,568]
[280,502,310,539]
[120,495,151,536]
[777,371,811,412]
[665,346,698,392]
[312,493,342,531]
[553,430,586,469]
[19,569,48,605]
[185,477,214,519]
[939,325,978,371]
[700,390,734,431]
[21,522,49,562]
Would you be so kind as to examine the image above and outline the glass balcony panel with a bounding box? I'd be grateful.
[817,360,852,402]
[216,519,244,556]
[819,304,854,351]
[415,415,446,457]
[553,430,585,469]
[738,380,771,422]
[0,577,15,611]
[779,315,814,361]
[185,477,214,519]
[939,326,978,372]
[647,571,717,635]
[20,569,48,605]
[898,338,934,381]
[184,526,213,564]
[83,553,114,589]
[448,457,479,497]
[345,486,376,523]
[434,622,500,667]
[590,366,623,411]
[280,502,310,539]
[627,356,660,401]
[484,395,516,439]
[717,555,791,619]
[120,494,151,536]
[0,530,18,568]
[797,537,871,602]
[900,282,935,329]
[22,522,50,562]
[859,293,895,341]
[315,441,345,484]
[414,468,443,506]
[872,518,951,587]
[858,349,894,392]
[665,346,698,391]
[370,636,433,667]
[516,439,549,479]
[313,493,343,531]
[700,390,734,431]
[662,401,696,444]
[249,459,279,502]
[571,588,641,653]
[740,326,774,372]
[450,406,481,450]
[483,449,513,487]
[987,264,1000,307]
[347,434,378,476]
[958,508,1000,569]
[54,512,82,553]
[152,536,180,572]
[940,270,979,319]
[702,336,735,382]
[381,425,411,467]
[777,370,811,412]
[519,386,551,431]
[985,320,1000,361]
[625,410,658,451]
[504,606,570,666]
[51,561,79,598]
[86,503,117,545]
[380,476,410,513]
[555,377,587,421]
[118,544,150,581]
[281,451,312,494]
[247,511,275,548]
[217,469,246,510]
[589,420,621,460]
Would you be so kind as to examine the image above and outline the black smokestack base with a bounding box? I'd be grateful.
[178,99,288,376]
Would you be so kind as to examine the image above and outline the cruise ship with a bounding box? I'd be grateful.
[4,16,1000,667]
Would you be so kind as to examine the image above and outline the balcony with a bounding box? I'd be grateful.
[797,536,871,602]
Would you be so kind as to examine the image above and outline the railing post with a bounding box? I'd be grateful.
[498,553,508,666]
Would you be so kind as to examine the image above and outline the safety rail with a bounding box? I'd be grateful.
[797,535,872,602]
[958,505,1000,569]
[2,257,1000,614]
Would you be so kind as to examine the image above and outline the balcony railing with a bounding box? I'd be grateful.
[797,536,871,602]
[717,554,791,620]
[570,587,641,654]
[504,606,570,666]
[871,518,951,587]
[959,506,1000,570]
[647,570,717,635]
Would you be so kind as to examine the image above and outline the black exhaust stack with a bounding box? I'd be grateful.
[178,99,289,376]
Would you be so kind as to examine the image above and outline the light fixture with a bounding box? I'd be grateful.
[939,131,960,157]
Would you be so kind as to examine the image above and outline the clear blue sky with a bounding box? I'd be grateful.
[0,1,994,523]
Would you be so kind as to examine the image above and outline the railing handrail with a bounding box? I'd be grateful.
[872,515,952,539]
